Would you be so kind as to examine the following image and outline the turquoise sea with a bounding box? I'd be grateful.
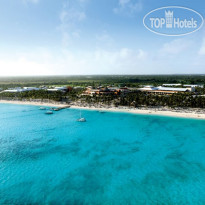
[0,103,205,205]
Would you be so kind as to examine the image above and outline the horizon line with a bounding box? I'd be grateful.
[0,74,205,78]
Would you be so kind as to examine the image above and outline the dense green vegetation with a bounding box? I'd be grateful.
[0,90,81,102]
[2,90,204,108]
[0,75,205,108]
[0,75,205,89]
[80,92,205,108]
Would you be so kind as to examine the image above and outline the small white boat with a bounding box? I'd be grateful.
[45,111,53,115]
[53,108,60,111]
[39,107,46,110]
[77,118,86,122]
[77,110,86,122]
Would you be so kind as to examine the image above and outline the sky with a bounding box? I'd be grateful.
[0,0,204,76]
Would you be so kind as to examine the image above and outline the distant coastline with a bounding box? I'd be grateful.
[0,99,205,120]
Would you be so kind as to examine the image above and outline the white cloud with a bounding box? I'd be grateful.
[0,58,52,76]
[57,48,148,74]
[1,44,205,76]
[96,31,114,48]
[22,0,39,4]
[150,38,204,74]
[0,47,148,76]
[58,1,87,47]
[1,37,204,76]
[60,10,68,22]
[159,39,192,56]
[119,0,130,6]
[198,38,205,55]
[137,49,147,60]
[0,48,54,76]
[114,0,143,16]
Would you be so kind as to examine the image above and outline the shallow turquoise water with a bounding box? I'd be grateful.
[0,103,205,205]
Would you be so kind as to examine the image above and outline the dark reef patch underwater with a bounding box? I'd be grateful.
[0,103,205,204]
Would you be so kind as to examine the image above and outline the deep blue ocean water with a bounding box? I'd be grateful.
[0,103,205,205]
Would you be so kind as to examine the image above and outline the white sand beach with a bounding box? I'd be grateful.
[0,100,67,108]
[0,100,205,120]
[71,106,205,120]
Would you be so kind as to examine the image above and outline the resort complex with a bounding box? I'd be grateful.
[83,85,196,96]
[1,86,68,93]
[0,84,199,95]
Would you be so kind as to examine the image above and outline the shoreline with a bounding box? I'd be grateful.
[0,100,67,108]
[71,106,205,120]
[0,100,205,120]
